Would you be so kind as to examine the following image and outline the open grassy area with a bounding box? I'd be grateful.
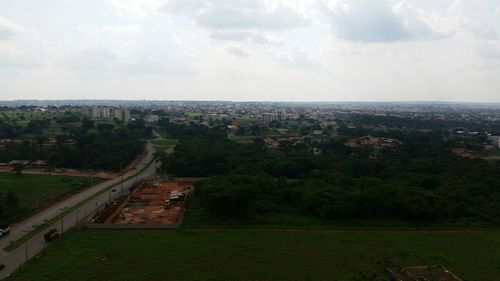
[152,139,178,152]
[0,173,101,226]
[6,228,500,281]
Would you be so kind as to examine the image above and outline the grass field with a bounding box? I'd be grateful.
[6,228,500,281]
[152,139,178,152]
[0,173,101,225]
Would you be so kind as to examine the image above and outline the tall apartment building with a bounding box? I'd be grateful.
[489,135,500,148]
[116,108,131,122]
[89,107,130,122]
[261,113,280,123]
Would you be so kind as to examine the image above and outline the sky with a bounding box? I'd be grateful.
[0,0,499,102]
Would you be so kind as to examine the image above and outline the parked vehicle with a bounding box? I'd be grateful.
[0,227,10,237]
[43,229,60,242]
[0,264,5,271]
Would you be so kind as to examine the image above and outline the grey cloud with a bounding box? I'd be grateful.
[329,0,408,42]
[326,0,450,43]
[196,6,309,31]
[163,0,309,31]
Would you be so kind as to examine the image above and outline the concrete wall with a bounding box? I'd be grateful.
[86,222,181,230]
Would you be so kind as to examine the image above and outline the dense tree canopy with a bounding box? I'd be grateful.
[161,123,500,223]
[0,119,151,171]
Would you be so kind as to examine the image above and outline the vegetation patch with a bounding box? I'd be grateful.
[0,173,102,227]
[6,229,500,281]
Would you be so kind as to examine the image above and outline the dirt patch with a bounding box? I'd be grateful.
[112,181,193,225]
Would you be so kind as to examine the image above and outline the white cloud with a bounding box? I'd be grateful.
[210,30,252,41]
[0,16,23,41]
[162,0,309,47]
[65,46,118,71]
[64,20,195,76]
[253,33,285,45]
[79,24,141,36]
[0,16,52,70]
[227,46,251,57]
[210,30,285,46]
[111,0,166,17]
[449,0,500,40]
[477,43,500,60]
[1,0,500,102]
[275,47,321,69]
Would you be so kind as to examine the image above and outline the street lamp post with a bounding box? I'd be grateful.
[58,207,67,236]
[120,162,124,194]
[21,230,29,261]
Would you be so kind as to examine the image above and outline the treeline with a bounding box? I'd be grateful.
[0,191,19,228]
[337,113,500,132]
[0,112,83,139]
[0,118,151,171]
[0,120,53,139]
[160,123,500,223]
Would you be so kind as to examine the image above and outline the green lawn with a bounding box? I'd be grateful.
[0,173,101,226]
[6,229,500,281]
[152,139,178,152]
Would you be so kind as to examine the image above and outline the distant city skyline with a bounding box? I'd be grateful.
[1,0,500,102]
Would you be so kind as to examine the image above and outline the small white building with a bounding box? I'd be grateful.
[146,115,159,123]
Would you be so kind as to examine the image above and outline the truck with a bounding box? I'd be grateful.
[43,229,60,242]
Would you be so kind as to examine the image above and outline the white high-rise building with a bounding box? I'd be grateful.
[88,107,129,122]
[261,113,279,123]
[489,136,500,148]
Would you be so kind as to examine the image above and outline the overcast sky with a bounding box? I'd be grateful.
[0,0,499,102]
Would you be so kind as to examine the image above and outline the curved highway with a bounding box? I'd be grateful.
[0,141,158,279]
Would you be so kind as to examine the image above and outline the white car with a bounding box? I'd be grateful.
[0,227,11,237]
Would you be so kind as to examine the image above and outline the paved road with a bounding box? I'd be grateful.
[0,142,158,279]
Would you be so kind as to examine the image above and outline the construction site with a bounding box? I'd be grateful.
[88,180,193,229]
